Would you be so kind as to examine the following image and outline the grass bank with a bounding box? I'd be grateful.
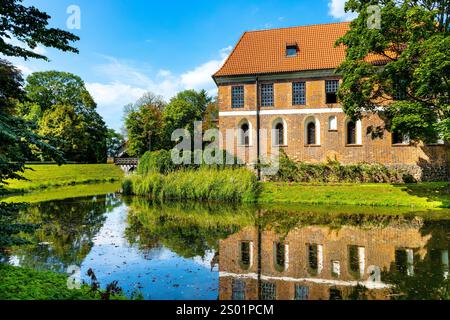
[2,164,123,195]
[0,264,127,300]
[3,182,121,204]
[123,168,259,203]
[259,182,450,208]
[124,165,449,208]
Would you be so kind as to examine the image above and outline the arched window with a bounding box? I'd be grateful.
[307,122,316,145]
[347,121,357,145]
[275,123,284,146]
[240,241,252,270]
[272,118,287,146]
[307,244,323,275]
[274,242,287,272]
[238,120,251,146]
[328,116,337,131]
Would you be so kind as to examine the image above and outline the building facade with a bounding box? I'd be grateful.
[213,22,448,181]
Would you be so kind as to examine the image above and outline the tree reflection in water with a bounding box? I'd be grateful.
[3,194,449,300]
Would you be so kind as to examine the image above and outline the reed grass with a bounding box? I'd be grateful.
[123,167,259,203]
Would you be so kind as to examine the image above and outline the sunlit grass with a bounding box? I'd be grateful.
[3,182,121,203]
[258,182,450,208]
[2,164,123,195]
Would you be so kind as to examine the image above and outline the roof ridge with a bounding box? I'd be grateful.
[243,21,351,34]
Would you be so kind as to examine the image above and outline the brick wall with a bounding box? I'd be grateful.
[217,79,449,181]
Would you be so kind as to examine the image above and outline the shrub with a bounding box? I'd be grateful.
[137,150,175,175]
[137,150,244,176]
[270,151,403,183]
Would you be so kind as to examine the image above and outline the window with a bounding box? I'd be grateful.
[329,288,343,300]
[294,285,309,300]
[307,122,316,145]
[395,249,414,276]
[274,242,286,271]
[292,82,306,105]
[232,86,244,108]
[240,241,251,269]
[325,80,339,104]
[260,83,274,107]
[232,280,246,300]
[275,123,284,146]
[328,116,337,131]
[392,131,409,145]
[331,260,341,278]
[348,246,365,278]
[260,282,276,300]
[286,44,298,57]
[347,121,357,145]
[240,122,250,146]
[307,244,323,275]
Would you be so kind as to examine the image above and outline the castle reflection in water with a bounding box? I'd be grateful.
[218,219,449,300]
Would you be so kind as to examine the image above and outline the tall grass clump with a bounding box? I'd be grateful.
[270,151,403,183]
[123,167,259,203]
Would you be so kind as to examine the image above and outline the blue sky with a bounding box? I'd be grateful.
[4,0,354,131]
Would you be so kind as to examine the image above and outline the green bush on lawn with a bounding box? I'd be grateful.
[137,150,244,176]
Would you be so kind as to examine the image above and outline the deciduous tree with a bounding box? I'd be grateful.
[336,0,450,142]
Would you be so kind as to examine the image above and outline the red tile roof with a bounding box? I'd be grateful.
[214,22,354,77]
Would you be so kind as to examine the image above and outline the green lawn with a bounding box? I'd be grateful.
[258,182,450,208]
[2,164,123,195]
[3,182,121,203]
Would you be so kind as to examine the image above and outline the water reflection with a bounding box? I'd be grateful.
[3,194,449,300]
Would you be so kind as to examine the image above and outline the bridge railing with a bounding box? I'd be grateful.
[114,158,139,166]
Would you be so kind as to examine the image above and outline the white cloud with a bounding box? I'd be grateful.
[328,0,358,21]
[86,47,231,130]
[16,64,33,76]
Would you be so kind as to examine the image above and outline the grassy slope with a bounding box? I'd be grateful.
[2,164,123,194]
[258,182,450,208]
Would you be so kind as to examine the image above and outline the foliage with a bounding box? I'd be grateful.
[24,71,108,163]
[137,150,175,175]
[0,264,128,300]
[125,199,254,258]
[106,128,125,158]
[0,0,79,61]
[137,149,243,176]
[0,60,64,248]
[270,151,403,183]
[25,71,96,113]
[336,0,450,142]
[123,90,215,157]
[123,167,259,203]
[124,93,166,157]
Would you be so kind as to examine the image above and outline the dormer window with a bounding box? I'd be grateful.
[286,44,298,57]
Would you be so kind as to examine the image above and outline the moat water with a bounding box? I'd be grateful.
[2,192,449,300]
